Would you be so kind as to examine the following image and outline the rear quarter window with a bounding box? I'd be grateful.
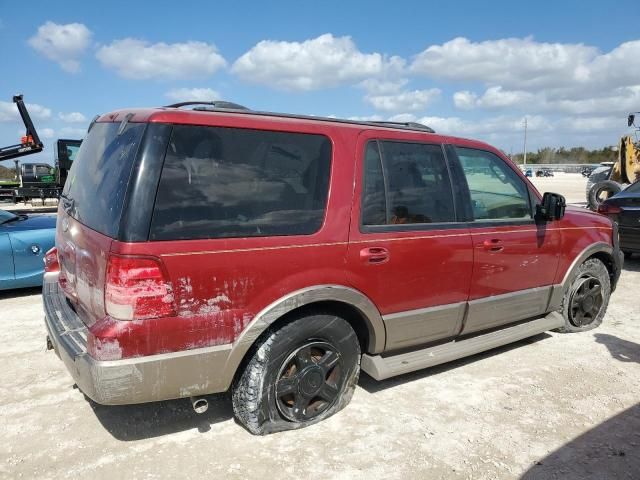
[149,125,332,240]
[63,122,145,237]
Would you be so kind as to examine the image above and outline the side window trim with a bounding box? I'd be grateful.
[360,138,464,233]
[453,145,536,226]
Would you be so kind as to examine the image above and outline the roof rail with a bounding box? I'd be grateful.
[158,102,436,134]
[164,101,250,111]
[369,121,435,133]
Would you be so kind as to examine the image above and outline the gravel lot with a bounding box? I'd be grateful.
[1,173,639,479]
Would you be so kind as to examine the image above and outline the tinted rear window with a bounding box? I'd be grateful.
[150,125,331,240]
[63,122,145,237]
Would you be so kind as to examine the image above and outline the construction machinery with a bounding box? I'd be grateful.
[587,113,640,210]
[0,95,81,204]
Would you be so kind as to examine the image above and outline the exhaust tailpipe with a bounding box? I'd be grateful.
[190,396,208,414]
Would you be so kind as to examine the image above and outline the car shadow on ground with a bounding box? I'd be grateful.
[622,256,640,272]
[0,286,41,300]
[89,393,234,441]
[359,333,551,394]
[520,403,640,479]
[90,335,552,440]
[594,333,640,364]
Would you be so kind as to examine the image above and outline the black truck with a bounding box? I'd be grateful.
[0,95,81,204]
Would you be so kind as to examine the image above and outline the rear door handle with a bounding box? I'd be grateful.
[482,239,504,252]
[360,247,390,264]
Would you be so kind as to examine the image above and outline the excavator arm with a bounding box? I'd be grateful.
[0,95,44,162]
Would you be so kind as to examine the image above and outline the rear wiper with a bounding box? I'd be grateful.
[60,192,75,214]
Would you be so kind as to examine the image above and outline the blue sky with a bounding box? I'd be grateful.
[1,0,639,164]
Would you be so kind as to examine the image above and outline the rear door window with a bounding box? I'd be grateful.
[150,125,332,240]
[455,147,532,221]
[63,122,145,237]
[361,140,456,226]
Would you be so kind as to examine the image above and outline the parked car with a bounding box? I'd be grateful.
[524,168,533,177]
[0,209,55,290]
[43,103,622,435]
[536,168,554,177]
[597,180,640,258]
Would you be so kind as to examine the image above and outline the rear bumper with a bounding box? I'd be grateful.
[43,273,232,405]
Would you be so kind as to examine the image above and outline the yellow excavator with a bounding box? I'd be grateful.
[587,113,640,210]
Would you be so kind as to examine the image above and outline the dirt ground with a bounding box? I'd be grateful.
[529,172,589,205]
[1,174,639,479]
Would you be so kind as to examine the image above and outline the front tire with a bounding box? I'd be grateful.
[232,313,360,435]
[557,258,611,333]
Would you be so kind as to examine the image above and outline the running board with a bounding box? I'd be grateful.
[361,312,564,380]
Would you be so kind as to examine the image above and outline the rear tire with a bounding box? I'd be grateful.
[588,180,622,211]
[556,258,611,333]
[232,313,360,435]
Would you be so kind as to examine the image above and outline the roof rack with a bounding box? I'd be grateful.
[160,100,435,133]
[369,121,435,133]
[164,101,250,111]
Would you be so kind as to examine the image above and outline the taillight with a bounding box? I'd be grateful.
[44,247,59,273]
[597,203,622,215]
[105,255,175,321]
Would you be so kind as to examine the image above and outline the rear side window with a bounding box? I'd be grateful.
[456,147,532,221]
[63,122,145,237]
[150,125,331,240]
[362,140,456,226]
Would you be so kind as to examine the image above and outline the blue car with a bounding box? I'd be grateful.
[0,209,56,290]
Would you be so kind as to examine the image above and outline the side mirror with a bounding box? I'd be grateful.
[536,192,566,221]
[629,114,635,127]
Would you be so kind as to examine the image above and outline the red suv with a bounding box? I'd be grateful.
[44,102,622,434]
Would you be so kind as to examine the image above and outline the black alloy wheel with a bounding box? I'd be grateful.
[275,341,343,422]
[568,275,604,328]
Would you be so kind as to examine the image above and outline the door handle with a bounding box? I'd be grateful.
[360,247,390,264]
[482,239,504,252]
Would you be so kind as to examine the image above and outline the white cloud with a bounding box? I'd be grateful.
[165,88,221,102]
[0,101,52,122]
[58,111,87,123]
[40,128,55,139]
[454,85,640,116]
[232,33,405,90]
[28,21,92,73]
[415,36,640,122]
[411,37,597,90]
[346,115,384,122]
[96,39,226,80]
[365,88,441,112]
[359,78,408,95]
[59,127,87,138]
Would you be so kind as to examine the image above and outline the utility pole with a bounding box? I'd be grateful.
[523,117,528,166]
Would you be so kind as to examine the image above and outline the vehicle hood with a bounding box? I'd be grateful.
[1,213,57,231]
[564,205,611,227]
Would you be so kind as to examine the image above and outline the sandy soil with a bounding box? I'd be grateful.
[1,174,638,479]
[529,172,589,205]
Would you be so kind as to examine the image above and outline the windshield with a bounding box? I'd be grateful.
[0,210,18,225]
